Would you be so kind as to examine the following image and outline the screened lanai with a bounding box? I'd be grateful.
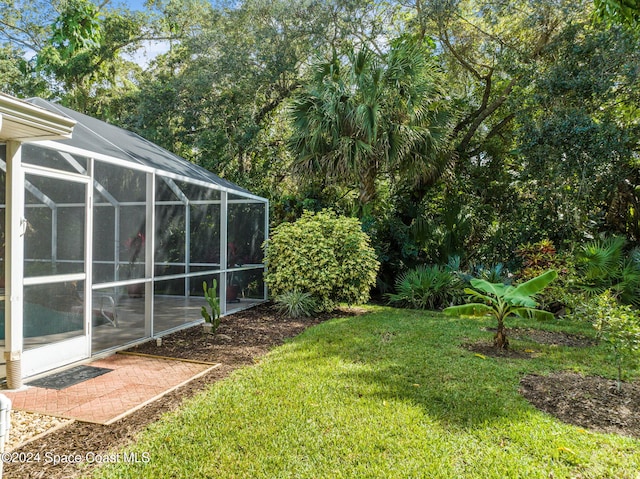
[0,94,268,387]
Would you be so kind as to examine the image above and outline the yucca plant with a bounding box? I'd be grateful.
[577,236,640,306]
[387,265,464,310]
[444,270,557,349]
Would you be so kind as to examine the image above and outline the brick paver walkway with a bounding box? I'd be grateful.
[3,354,219,424]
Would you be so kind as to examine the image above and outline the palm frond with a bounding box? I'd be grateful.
[578,236,625,281]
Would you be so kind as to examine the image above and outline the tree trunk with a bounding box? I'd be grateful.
[493,322,509,350]
[617,356,622,393]
[358,162,378,205]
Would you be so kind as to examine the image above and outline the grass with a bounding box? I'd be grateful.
[93,307,640,478]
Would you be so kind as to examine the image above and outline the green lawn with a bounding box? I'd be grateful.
[93,307,640,479]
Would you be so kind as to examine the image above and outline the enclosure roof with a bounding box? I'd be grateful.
[26,98,254,196]
[0,93,76,141]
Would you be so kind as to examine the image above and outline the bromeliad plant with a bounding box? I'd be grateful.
[444,270,558,349]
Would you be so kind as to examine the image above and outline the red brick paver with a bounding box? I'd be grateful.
[3,354,219,424]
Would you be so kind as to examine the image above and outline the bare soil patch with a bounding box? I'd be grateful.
[520,372,640,439]
[5,303,359,479]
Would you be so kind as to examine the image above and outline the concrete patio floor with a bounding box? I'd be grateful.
[2,354,219,424]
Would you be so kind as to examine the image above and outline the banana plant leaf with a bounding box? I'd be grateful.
[443,303,493,317]
[510,270,557,297]
[503,292,538,308]
[463,288,497,305]
[468,278,511,297]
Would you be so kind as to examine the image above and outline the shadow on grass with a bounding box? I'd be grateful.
[287,308,574,430]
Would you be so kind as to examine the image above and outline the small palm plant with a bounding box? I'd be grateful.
[201,279,221,334]
[444,270,557,349]
[577,236,640,306]
[386,265,464,310]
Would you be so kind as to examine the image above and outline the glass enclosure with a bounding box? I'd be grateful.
[1,133,267,360]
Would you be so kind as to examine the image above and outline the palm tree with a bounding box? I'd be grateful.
[288,37,455,207]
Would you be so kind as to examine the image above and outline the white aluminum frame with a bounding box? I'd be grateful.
[20,153,92,376]
[2,136,268,379]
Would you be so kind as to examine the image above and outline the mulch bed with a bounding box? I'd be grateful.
[520,372,640,438]
[469,327,640,438]
[481,327,595,348]
[5,303,354,479]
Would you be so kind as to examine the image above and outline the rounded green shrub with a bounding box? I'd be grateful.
[264,210,379,311]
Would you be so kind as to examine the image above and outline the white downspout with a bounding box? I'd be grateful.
[4,141,24,389]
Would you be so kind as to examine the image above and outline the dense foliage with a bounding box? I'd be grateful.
[577,236,640,305]
[2,0,640,298]
[264,210,379,311]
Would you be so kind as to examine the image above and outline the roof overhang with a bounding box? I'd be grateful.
[0,93,76,141]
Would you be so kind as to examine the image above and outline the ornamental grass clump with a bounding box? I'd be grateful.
[264,210,379,312]
[274,290,318,318]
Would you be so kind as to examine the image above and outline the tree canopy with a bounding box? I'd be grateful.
[2,0,639,288]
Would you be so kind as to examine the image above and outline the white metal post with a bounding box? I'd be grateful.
[114,205,120,281]
[220,191,228,316]
[145,172,154,337]
[85,158,94,357]
[264,199,269,301]
[51,206,57,274]
[185,200,190,297]
[4,141,24,389]
[0,393,11,478]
